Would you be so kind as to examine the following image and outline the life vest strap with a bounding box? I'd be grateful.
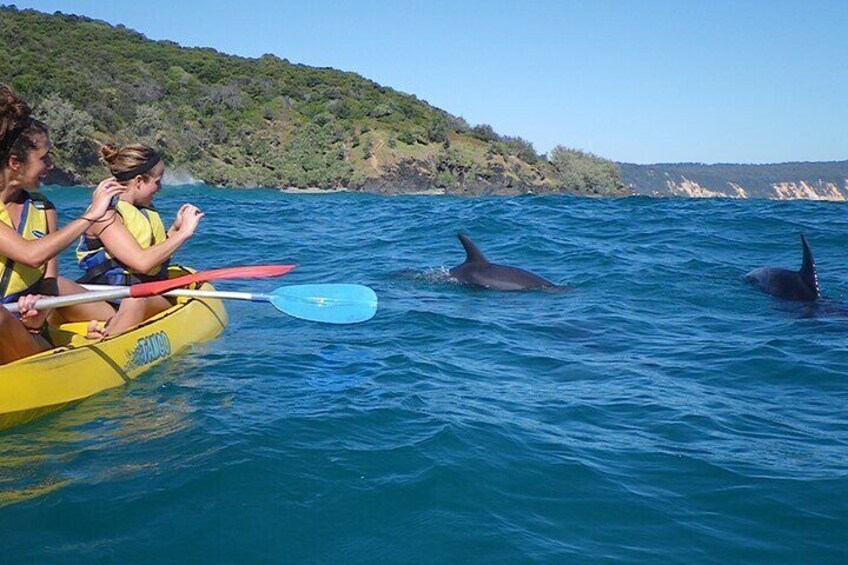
[77,258,171,286]
[0,257,17,303]
[0,197,35,300]
[76,258,127,285]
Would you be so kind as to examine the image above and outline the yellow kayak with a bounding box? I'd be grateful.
[0,274,228,432]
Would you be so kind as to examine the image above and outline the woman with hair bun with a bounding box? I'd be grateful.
[0,84,125,364]
[77,142,204,338]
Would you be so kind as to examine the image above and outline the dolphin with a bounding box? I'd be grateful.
[448,234,558,291]
[745,234,820,302]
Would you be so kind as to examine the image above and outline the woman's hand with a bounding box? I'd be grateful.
[17,294,48,332]
[169,203,194,232]
[174,204,204,239]
[86,178,126,220]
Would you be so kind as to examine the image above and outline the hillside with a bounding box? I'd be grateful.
[620,161,848,200]
[0,6,626,196]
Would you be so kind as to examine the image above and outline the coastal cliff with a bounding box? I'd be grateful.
[620,161,848,200]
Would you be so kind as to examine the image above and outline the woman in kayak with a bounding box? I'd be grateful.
[77,142,204,338]
[0,84,125,364]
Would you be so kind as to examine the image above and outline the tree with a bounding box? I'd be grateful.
[129,104,165,146]
[35,94,98,177]
[471,124,499,143]
[549,146,622,195]
[426,115,449,143]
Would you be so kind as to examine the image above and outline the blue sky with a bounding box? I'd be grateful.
[8,0,848,164]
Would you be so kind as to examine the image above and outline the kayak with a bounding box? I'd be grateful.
[0,269,228,432]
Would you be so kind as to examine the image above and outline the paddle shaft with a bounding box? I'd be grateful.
[81,286,359,305]
[9,282,378,324]
[82,286,269,303]
[4,288,131,313]
[3,264,295,313]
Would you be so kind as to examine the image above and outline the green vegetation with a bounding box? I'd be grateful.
[0,6,627,195]
[549,146,626,196]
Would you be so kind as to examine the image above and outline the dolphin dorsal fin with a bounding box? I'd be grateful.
[799,234,820,297]
[458,234,488,264]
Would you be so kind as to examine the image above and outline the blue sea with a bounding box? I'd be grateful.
[2,185,847,563]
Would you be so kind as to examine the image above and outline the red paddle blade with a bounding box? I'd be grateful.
[130,265,296,298]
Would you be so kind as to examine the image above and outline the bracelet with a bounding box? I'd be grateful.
[24,319,48,336]
[89,214,117,234]
[85,213,115,223]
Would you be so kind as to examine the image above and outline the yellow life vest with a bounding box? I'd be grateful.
[0,192,50,304]
[76,200,169,284]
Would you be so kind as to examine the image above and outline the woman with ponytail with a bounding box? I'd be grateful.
[0,84,125,364]
[77,142,204,338]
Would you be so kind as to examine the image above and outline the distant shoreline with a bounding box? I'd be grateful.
[278,186,448,196]
[278,187,348,194]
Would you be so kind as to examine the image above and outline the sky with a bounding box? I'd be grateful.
[6,0,848,164]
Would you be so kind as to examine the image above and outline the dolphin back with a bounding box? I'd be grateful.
[484,264,555,290]
[450,233,559,291]
[745,234,820,302]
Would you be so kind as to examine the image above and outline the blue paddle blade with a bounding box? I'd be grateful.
[269,284,378,324]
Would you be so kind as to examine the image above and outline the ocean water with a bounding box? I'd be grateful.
[1,185,847,563]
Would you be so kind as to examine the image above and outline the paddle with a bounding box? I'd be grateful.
[81,283,379,324]
[4,264,295,313]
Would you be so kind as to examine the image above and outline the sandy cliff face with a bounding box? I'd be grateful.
[770,181,848,201]
[663,177,748,198]
[621,162,848,200]
[663,178,848,200]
